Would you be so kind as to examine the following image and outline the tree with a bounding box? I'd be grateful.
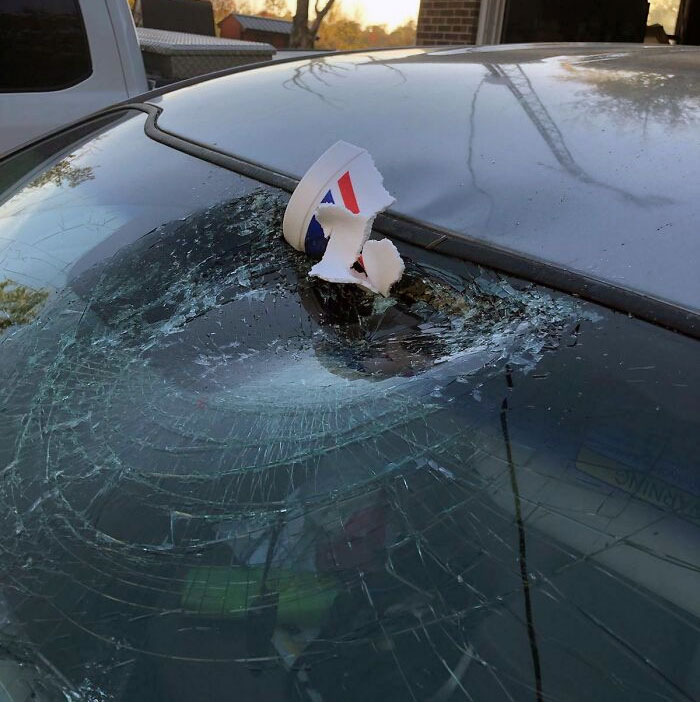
[209,0,240,25]
[317,16,416,50]
[260,0,291,17]
[317,16,363,49]
[130,0,142,26]
[388,19,416,47]
[290,0,337,48]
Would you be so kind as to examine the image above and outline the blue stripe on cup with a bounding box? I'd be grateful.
[303,190,335,258]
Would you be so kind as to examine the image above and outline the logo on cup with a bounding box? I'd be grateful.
[304,171,360,257]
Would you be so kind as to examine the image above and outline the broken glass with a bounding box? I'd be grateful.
[0,174,698,702]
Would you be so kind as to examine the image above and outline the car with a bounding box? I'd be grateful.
[0,43,698,702]
[0,0,148,156]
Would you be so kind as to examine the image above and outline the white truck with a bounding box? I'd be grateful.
[0,0,148,156]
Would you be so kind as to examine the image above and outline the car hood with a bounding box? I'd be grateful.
[147,43,700,317]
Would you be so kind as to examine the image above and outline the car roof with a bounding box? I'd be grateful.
[145,43,700,320]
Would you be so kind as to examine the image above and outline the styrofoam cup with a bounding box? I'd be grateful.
[282,141,394,258]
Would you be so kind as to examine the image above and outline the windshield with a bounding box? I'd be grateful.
[0,113,699,702]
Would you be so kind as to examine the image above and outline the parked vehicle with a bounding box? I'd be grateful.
[0,0,147,155]
[0,44,698,702]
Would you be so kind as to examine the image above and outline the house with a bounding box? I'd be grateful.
[218,14,293,49]
[416,0,655,46]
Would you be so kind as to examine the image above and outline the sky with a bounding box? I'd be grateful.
[341,0,420,29]
[246,0,421,31]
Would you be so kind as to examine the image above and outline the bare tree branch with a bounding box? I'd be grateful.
[291,0,336,49]
[311,0,335,34]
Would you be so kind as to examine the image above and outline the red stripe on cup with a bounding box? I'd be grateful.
[338,171,360,214]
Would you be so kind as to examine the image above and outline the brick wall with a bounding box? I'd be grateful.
[416,0,482,45]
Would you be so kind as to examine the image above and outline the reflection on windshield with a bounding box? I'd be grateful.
[0,112,242,295]
[0,279,48,331]
[0,191,698,702]
[26,154,95,190]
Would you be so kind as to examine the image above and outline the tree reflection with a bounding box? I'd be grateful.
[0,280,48,331]
[27,155,94,189]
[282,57,351,106]
[489,62,670,205]
[282,54,409,104]
[559,60,700,128]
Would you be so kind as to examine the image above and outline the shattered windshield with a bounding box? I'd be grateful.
[0,119,699,702]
